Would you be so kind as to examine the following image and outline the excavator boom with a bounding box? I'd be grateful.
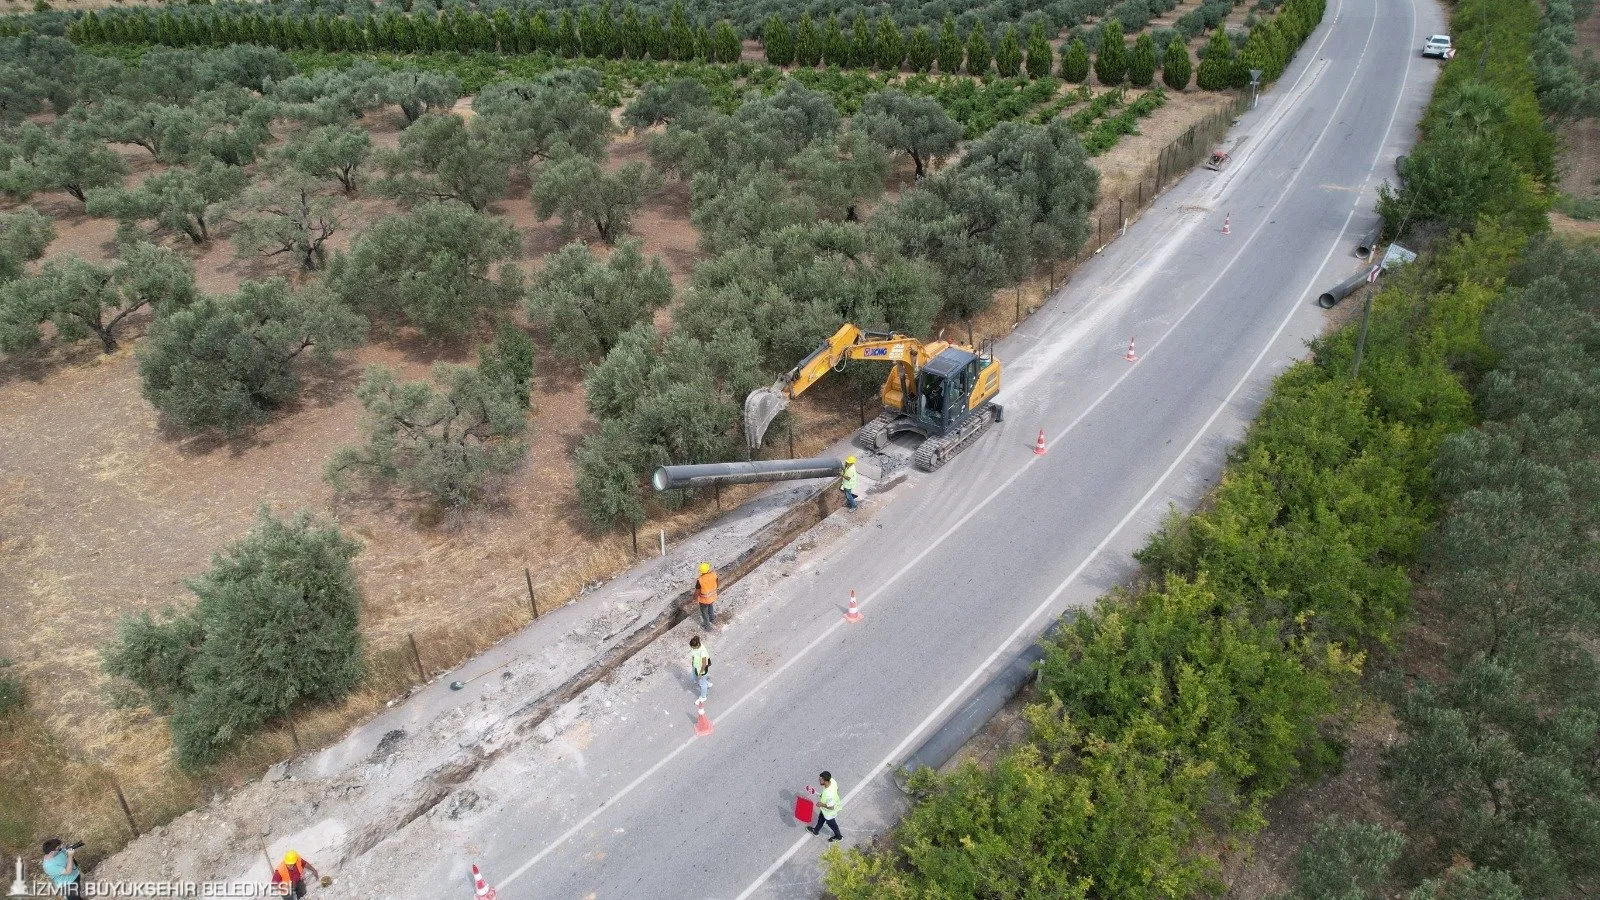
[744,324,965,450]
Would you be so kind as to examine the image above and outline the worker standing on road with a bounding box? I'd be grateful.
[840,456,858,511]
[270,849,321,898]
[807,771,843,842]
[688,635,711,701]
[694,562,718,629]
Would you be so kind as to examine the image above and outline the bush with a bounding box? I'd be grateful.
[102,508,363,769]
[1293,819,1405,899]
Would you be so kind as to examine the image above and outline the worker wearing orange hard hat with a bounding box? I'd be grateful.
[694,562,718,630]
[270,849,321,898]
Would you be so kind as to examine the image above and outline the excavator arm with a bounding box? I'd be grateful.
[743,324,934,450]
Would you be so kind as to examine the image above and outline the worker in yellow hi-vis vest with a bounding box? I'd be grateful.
[806,771,842,842]
[840,456,858,510]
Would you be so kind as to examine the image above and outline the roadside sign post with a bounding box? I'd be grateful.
[1249,70,1263,108]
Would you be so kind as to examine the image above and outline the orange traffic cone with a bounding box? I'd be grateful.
[694,699,714,736]
[471,864,497,900]
[845,590,863,623]
[1034,429,1047,455]
[1123,338,1139,362]
[1221,212,1231,235]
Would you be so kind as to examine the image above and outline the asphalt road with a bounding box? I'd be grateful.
[440,0,1444,895]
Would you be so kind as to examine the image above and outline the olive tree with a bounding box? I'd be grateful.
[473,77,613,163]
[138,279,366,434]
[102,507,363,769]
[85,157,247,244]
[275,123,371,194]
[0,122,127,206]
[325,331,533,508]
[1,242,197,355]
[526,239,673,363]
[231,173,340,272]
[327,200,523,337]
[381,69,461,125]
[375,112,515,212]
[853,89,963,178]
[532,154,661,244]
[0,207,53,284]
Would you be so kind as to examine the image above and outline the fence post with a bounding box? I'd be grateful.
[408,633,425,683]
[660,529,666,557]
[630,521,638,556]
[525,567,539,620]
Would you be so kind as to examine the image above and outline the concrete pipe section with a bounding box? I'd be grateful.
[1355,224,1383,259]
[1317,267,1376,308]
[651,457,844,491]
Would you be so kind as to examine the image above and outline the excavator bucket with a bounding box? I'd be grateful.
[743,385,790,450]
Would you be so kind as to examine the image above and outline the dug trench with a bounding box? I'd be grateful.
[339,480,850,863]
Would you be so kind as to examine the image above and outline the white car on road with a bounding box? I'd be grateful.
[1422,34,1452,57]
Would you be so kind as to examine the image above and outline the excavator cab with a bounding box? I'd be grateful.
[744,324,1003,471]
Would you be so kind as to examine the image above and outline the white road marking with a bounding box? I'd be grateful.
[735,0,1422,894]
[500,0,1419,889]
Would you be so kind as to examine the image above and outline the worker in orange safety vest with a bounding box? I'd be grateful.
[694,562,718,630]
[271,849,321,898]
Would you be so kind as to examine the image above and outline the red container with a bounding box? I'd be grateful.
[793,793,815,824]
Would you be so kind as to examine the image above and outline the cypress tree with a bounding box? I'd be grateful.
[906,24,935,72]
[620,5,645,58]
[667,1,695,60]
[849,11,873,69]
[823,15,848,68]
[577,7,600,58]
[491,8,512,52]
[644,13,668,60]
[995,24,1022,77]
[1060,36,1090,82]
[936,15,961,74]
[763,15,794,66]
[1162,35,1192,89]
[965,20,992,75]
[875,16,904,71]
[1127,32,1156,86]
[1194,27,1234,90]
[1094,21,1128,85]
[713,20,740,63]
[694,23,711,61]
[530,10,554,54]
[1025,22,1053,79]
[599,2,622,58]
[557,10,579,57]
[795,12,821,66]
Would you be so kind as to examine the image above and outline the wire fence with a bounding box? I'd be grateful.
[1083,91,1252,260]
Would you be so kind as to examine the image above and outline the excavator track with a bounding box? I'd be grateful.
[913,405,997,472]
[854,415,896,452]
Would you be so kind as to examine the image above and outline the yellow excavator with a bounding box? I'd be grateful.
[743,324,1004,472]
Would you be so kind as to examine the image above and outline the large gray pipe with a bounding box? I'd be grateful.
[652,457,843,491]
[1355,224,1382,259]
[1317,268,1373,308]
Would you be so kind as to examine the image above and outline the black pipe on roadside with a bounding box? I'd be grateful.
[1317,268,1375,308]
[1355,224,1383,259]
[651,457,843,492]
